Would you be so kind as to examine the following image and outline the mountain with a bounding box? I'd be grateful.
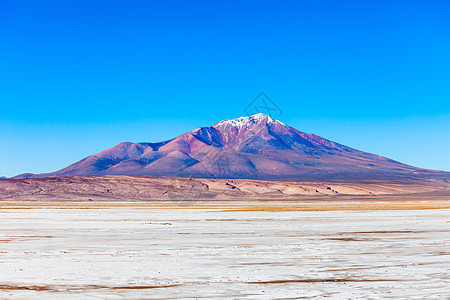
[19,113,449,181]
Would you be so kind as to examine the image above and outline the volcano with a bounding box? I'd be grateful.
[19,113,448,181]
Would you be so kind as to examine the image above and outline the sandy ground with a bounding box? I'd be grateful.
[2,175,449,202]
[0,207,450,299]
[1,200,450,211]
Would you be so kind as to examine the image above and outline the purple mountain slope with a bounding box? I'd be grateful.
[20,113,449,181]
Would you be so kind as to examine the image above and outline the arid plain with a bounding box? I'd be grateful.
[1,207,449,299]
[1,176,450,298]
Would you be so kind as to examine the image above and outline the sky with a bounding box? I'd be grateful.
[1,0,449,177]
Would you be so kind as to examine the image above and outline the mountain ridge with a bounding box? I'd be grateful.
[16,114,449,181]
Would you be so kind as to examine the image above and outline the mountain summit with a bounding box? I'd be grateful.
[22,114,448,180]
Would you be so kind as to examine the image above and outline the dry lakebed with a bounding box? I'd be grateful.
[0,202,449,299]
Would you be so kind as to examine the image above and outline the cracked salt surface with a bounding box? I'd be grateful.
[0,208,449,299]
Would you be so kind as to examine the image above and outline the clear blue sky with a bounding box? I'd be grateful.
[1,0,449,177]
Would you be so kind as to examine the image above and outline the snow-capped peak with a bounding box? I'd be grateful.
[214,113,285,131]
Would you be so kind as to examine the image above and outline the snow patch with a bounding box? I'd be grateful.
[215,113,285,131]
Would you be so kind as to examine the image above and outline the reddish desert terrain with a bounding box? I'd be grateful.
[1,175,449,205]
